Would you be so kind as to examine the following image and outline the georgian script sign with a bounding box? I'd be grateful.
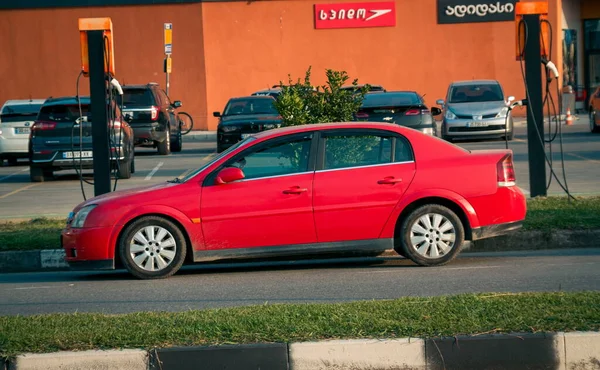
[314,2,396,29]
[437,0,519,24]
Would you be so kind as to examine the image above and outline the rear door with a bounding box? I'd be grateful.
[312,129,416,243]
[32,104,94,159]
[0,103,42,141]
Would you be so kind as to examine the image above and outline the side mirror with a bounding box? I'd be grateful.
[213,111,221,117]
[431,107,442,116]
[436,99,445,106]
[173,100,182,108]
[215,167,245,184]
[506,96,515,105]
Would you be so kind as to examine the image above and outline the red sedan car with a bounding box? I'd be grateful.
[61,122,526,279]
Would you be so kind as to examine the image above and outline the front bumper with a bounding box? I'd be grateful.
[61,225,115,269]
[444,116,512,137]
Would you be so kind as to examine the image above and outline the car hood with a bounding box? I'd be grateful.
[74,182,178,210]
[447,101,506,116]
[220,114,281,124]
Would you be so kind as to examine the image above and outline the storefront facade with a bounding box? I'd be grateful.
[0,0,592,131]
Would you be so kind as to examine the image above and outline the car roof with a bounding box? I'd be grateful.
[2,99,46,106]
[41,96,91,106]
[450,80,500,86]
[229,95,275,101]
[251,122,408,140]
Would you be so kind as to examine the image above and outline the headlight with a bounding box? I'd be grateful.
[496,107,509,118]
[445,110,457,120]
[70,205,97,228]
[221,125,239,132]
[262,123,281,130]
[421,127,434,135]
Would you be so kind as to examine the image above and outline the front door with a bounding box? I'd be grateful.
[200,133,317,250]
[313,129,416,243]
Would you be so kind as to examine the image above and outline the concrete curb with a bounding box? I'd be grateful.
[4,332,599,369]
[1,229,598,274]
[182,131,216,142]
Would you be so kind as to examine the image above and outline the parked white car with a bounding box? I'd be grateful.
[0,99,45,165]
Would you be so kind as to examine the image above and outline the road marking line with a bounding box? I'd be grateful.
[567,152,600,164]
[0,184,40,199]
[14,286,57,290]
[145,161,164,180]
[0,168,28,182]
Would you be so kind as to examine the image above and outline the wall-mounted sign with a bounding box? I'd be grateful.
[314,2,396,29]
[437,0,519,24]
[164,23,172,54]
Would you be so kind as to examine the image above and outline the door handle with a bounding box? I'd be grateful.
[378,177,402,185]
[283,186,308,194]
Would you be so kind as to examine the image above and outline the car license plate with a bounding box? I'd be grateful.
[467,122,488,127]
[241,133,252,139]
[15,127,30,134]
[63,151,93,159]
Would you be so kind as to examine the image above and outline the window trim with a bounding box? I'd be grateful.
[202,132,319,187]
[315,128,415,172]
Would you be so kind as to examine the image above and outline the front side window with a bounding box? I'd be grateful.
[323,132,414,170]
[226,134,313,180]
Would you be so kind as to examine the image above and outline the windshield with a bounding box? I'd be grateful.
[0,104,43,123]
[223,98,278,116]
[178,137,256,182]
[449,84,504,103]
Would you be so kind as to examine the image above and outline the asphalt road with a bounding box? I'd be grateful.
[0,122,598,220]
[1,248,598,316]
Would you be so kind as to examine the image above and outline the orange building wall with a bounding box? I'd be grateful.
[0,3,209,129]
[201,0,565,129]
[582,0,600,18]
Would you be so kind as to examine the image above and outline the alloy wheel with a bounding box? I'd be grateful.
[409,213,456,259]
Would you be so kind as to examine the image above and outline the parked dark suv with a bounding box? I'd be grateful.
[28,96,135,182]
[119,83,183,155]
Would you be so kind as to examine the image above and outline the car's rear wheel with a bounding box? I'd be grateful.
[119,216,187,280]
[117,157,132,179]
[30,166,52,182]
[158,129,171,155]
[396,204,464,266]
[171,129,182,152]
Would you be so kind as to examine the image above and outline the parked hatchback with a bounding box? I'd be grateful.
[437,80,515,142]
[61,122,526,280]
[0,99,45,165]
[354,91,441,136]
[119,83,183,155]
[29,96,135,182]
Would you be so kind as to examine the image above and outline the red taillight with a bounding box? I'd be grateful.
[405,109,421,115]
[497,154,516,187]
[151,106,160,121]
[32,120,57,131]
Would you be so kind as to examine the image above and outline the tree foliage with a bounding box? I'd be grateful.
[273,66,370,127]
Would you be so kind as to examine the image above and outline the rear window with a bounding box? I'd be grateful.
[361,93,422,108]
[38,104,90,122]
[120,89,154,106]
[1,104,43,123]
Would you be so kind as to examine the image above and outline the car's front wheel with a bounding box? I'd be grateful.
[119,216,187,279]
[396,204,464,266]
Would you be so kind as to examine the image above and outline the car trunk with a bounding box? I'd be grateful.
[356,105,427,127]
[119,89,157,124]
[32,104,93,152]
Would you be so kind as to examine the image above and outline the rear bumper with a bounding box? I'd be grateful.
[0,136,29,155]
[131,123,165,144]
[30,149,124,169]
[471,220,523,241]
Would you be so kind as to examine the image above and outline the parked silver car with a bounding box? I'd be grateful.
[436,80,514,142]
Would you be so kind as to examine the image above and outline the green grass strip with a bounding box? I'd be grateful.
[1,196,599,252]
[1,292,599,356]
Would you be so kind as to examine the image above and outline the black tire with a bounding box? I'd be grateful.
[117,157,132,179]
[396,204,465,266]
[118,216,187,280]
[158,129,171,155]
[171,129,183,152]
[131,152,136,174]
[30,166,52,182]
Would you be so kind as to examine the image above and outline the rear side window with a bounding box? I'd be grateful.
[38,104,89,122]
[120,89,154,107]
[1,104,43,123]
